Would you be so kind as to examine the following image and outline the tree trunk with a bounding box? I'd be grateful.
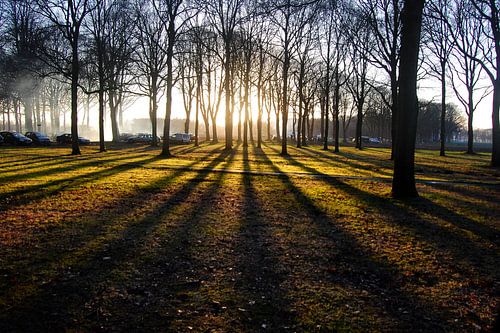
[71,40,81,155]
[161,18,175,157]
[108,90,120,142]
[392,0,424,198]
[211,116,218,142]
[334,81,340,153]
[390,73,398,160]
[492,78,500,166]
[356,102,363,149]
[281,41,290,155]
[440,64,446,156]
[467,111,474,154]
[149,74,158,147]
[224,38,232,150]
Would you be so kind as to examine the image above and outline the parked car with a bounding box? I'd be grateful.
[25,131,52,146]
[369,137,382,144]
[119,132,134,142]
[0,133,3,145]
[0,131,32,146]
[56,133,91,145]
[170,133,192,144]
[127,133,160,144]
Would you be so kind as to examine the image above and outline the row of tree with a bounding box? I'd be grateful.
[0,0,498,196]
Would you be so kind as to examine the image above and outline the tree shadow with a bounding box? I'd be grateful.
[0,149,238,331]
[0,150,151,184]
[281,153,499,266]
[265,143,393,179]
[229,145,296,330]
[255,150,468,331]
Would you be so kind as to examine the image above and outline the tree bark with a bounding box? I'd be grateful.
[440,63,446,156]
[392,0,424,198]
[71,39,81,155]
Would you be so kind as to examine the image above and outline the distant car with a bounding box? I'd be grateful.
[0,134,3,145]
[369,137,382,144]
[0,131,32,146]
[25,132,51,146]
[56,133,91,145]
[127,133,160,144]
[170,133,192,144]
[119,133,134,142]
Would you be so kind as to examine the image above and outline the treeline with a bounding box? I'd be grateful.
[0,1,498,167]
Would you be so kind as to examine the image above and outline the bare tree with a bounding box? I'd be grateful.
[177,40,196,134]
[448,0,489,154]
[200,0,245,150]
[104,0,134,143]
[265,0,319,155]
[468,0,500,166]
[358,0,402,158]
[345,10,374,149]
[423,0,454,156]
[131,0,169,147]
[35,0,95,155]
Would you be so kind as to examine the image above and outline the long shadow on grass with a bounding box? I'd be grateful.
[0,155,161,210]
[0,144,217,210]
[294,145,393,178]
[0,150,215,301]
[230,146,296,330]
[0,150,152,184]
[98,147,241,331]
[268,145,500,251]
[258,149,453,331]
[428,181,500,207]
[0,146,147,170]
[0,148,237,331]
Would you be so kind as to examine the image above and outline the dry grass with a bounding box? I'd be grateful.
[0,143,498,332]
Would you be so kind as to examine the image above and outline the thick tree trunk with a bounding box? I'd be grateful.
[392,0,424,198]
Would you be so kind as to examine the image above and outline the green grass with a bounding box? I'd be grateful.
[0,143,499,332]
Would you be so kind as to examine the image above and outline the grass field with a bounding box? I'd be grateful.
[0,143,499,332]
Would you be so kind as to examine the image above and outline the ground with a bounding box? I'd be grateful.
[0,142,499,332]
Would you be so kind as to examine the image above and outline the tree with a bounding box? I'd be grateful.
[392,0,425,198]
[359,0,402,158]
[4,0,44,133]
[265,0,319,155]
[155,0,193,157]
[293,19,315,148]
[423,0,454,156]
[85,0,114,152]
[468,0,500,166]
[104,0,134,143]
[35,0,95,155]
[317,0,335,151]
[200,0,245,151]
[346,18,372,149]
[448,0,489,154]
[178,40,196,135]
